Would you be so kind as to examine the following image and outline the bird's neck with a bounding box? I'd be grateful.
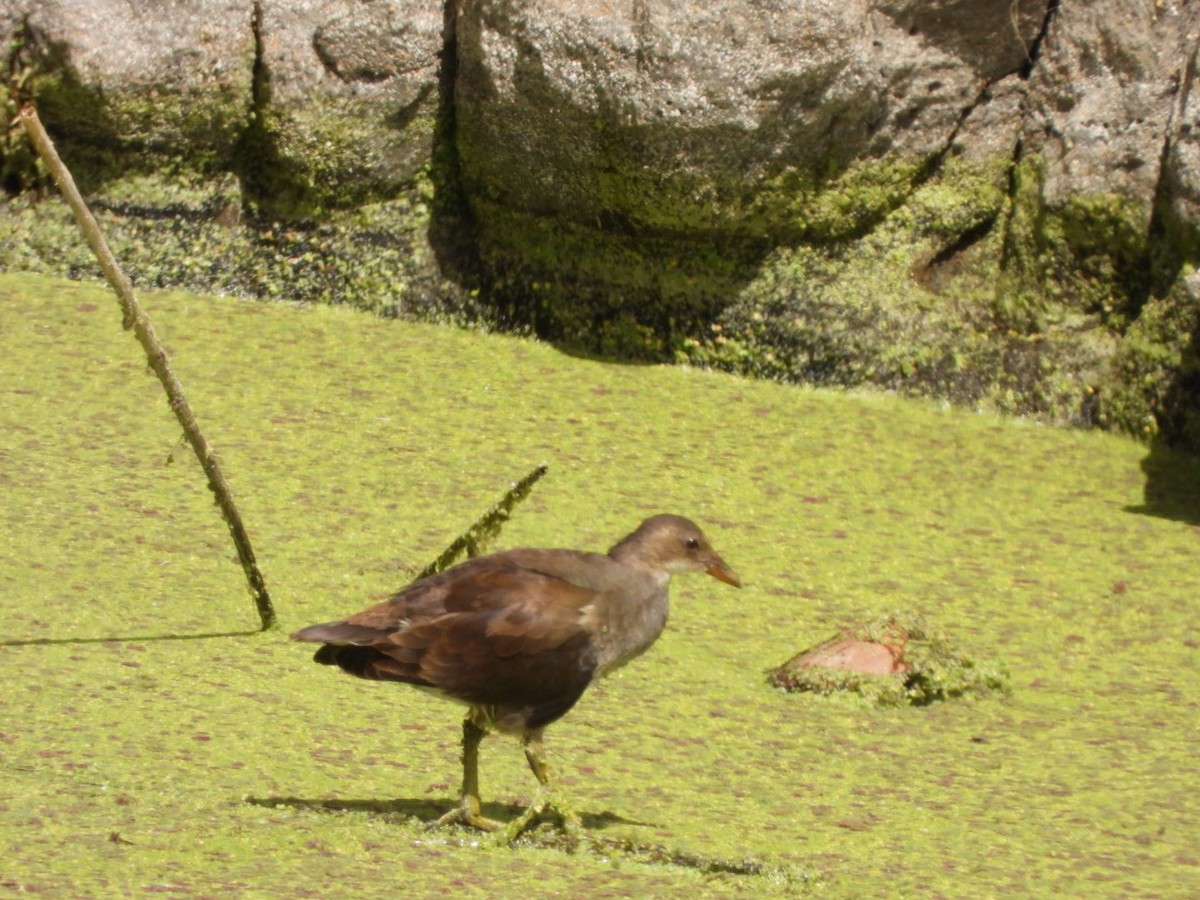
[592,570,671,679]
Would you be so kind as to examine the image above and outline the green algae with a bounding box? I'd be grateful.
[0,172,467,319]
[1,273,1199,896]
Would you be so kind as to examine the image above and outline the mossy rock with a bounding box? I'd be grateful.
[769,614,1010,708]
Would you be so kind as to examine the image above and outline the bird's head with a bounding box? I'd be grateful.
[609,514,742,587]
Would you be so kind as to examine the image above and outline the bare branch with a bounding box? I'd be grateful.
[18,103,277,631]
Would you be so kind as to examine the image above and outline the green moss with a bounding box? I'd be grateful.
[2,273,1199,896]
[8,29,433,222]
[576,148,923,246]
[0,166,477,320]
[466,153,957,359]
[239,97,437,220]
[468,196,761,357]
[29,73,249,191]
[1,46,41,193]
[679,157,1039,407]
[998,159,1157,330]
[787,157,929,243]
[1102,272,1200,441]
[1044,193,1152,327]
[993,158,1200,447]
[669,152,1200,451]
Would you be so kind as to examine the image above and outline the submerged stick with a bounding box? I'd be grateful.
[18,103,277,631]
[419,463,549,578]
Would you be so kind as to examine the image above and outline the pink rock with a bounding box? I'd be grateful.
[788,635,909,676]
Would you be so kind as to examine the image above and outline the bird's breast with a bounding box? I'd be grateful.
[585,588,670,679]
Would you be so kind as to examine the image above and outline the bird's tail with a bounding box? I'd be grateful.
[293,621,423,684]
[312,643,385,678]
[295,621,384,675]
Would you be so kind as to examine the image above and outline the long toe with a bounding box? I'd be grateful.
[430,800,504,833]
[498,787,583,845]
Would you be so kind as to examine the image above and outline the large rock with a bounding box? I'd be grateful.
[4,0,444,213]
[456,0,1046,219]
[452,0,1051,352]
[455,0,1046,239]
[250,0,444,215]
[1024,0,1196,215]
[9,0,254,182]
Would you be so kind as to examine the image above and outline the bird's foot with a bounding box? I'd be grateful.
[497,785,583,845]
[430,796,504,833]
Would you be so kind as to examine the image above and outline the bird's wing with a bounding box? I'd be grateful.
[293,553,604,722]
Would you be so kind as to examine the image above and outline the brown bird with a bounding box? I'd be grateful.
[291,514,741,840]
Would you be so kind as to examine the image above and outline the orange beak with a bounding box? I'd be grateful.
[706,556,742,588]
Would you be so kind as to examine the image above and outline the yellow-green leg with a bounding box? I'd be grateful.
[431,717,504,831]
[498,728,583,844]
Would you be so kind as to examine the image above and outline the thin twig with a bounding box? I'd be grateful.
[419,463,549,578]
[18,103,277,631]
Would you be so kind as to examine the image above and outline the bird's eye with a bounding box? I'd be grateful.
[685,536,700,550]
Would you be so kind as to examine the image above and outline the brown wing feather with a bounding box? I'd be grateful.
[293,551,603,728]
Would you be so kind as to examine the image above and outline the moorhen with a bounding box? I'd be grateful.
[292,514,741,840]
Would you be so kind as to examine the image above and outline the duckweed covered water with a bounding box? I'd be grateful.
[1,273,1198,896]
